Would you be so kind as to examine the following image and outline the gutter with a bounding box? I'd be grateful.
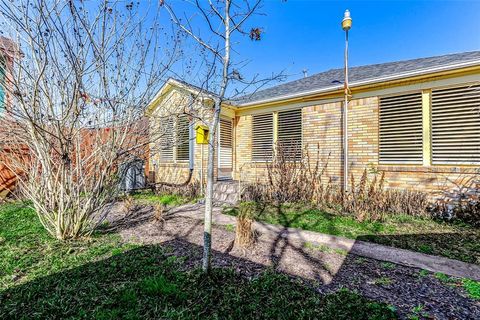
[236,59,480,107]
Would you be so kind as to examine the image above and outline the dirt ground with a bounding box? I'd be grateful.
[105,203,480,320]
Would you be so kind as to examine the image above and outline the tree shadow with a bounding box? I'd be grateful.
[100,205,154,233]
[2,222,480,319]
[358,232,480,265]
[0,239,396,320]
[101,203,187,234]
[265,203,340,282]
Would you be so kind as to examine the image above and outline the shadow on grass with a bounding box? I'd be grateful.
[359,232,480,265]
[266,204,342,282]
[101,204,186,235]
[3,202,478,319]
[0,239,396,320]
[238,203,479,266]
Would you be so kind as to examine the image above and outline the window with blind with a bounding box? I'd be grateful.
[176,115,190,161]
[252,113,273,161]
[159,117,174,162]
[431,84,480,165]
[277,109,302,160]
[0,56,5,114]
[219,118,233,168]
[379,93,423,164]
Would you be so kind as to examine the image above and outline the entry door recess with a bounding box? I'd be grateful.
[218,118,233,180]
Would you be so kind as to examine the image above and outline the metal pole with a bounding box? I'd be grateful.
[343,29,349,193]
[200,144,204,196]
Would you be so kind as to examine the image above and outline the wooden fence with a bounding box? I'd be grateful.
[0,150,20,199]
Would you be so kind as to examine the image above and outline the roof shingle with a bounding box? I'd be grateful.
[234,51,480,106]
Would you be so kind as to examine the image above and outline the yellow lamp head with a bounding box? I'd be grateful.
[342,9,352,31]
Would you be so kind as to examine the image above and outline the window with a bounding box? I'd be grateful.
[0,56,5,114]
[431,84,480,165]
[176,115,190,161]
[159,117,174,162]
[158,115,191,163]
[252,113,273,161]
[219,118,233,168]
[277,109,302,160]
[379,92,423,164]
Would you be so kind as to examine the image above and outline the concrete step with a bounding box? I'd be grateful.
[212,180,239,205]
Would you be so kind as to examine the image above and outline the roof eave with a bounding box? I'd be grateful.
[236,59,480,107]
[145,78,217,115]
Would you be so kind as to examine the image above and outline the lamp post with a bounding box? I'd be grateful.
[342,9,352,193]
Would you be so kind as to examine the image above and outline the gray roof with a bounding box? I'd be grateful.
[234,51,480,106]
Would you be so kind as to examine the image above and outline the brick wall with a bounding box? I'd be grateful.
[303,102,343,184]
[233,97,479,200]
[233,114,270,182]
[149,89,218,187]
[151,87,478,199]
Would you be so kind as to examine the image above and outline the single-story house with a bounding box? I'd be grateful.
[147,51,480,199]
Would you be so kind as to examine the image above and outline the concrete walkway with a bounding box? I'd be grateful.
[170,203,480,281]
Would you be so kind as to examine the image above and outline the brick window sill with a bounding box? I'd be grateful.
[157,162,189,168]
[377,165,479,174]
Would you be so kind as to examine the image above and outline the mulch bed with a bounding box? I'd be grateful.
[106,204,480,320]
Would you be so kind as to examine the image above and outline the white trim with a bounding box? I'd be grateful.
[237,60,480,107]
[146,78,217,114]
[352,74,480,100]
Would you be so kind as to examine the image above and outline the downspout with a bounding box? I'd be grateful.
[189,120,195,172]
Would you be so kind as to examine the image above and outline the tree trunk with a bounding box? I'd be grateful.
[202,100,221,272]
[201,0,231,273]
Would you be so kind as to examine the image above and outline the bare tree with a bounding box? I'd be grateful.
[0,0,179,240]
[165,0,284,271]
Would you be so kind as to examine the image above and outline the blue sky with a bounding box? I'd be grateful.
[224,0,480,84]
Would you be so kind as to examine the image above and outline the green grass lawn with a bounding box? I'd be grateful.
[130,190,192,206]
[0,202,398,319]
[224,203,480,265]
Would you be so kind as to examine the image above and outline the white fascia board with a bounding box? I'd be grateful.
[236,60,480,107]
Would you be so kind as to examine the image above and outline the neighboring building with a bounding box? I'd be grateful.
[0,37,19,114]
[0,37,20,198]
[147,51,480,199]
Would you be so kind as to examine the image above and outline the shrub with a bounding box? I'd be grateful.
[154,180,200,200]
[429,196,480,227]
[242,144,429,221]
[344,170,429,221]
[123,195,136,214]
[153,203,166,223]
[235,202,258,248]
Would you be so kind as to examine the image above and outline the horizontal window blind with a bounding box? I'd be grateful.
[219,119,233,168]
[277,109,302,160]
[159,117,174,162]
[220,119,233,148]
[431,84,480,165]
[176,115,190,161]
[379,93,423,164]
[252,113,273,161]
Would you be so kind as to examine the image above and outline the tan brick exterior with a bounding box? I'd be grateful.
[148,88,221,187]
[232,97,478,200]
[150,81,479,200]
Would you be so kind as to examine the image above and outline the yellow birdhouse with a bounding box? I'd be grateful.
[195,125,209,144]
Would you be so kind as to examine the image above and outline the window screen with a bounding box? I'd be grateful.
[176,115,190,161]
[277,109,302,160]
[159,117,174,162]
[379,93,423,164]
[431,84,480,164]
[252,113,273,161]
